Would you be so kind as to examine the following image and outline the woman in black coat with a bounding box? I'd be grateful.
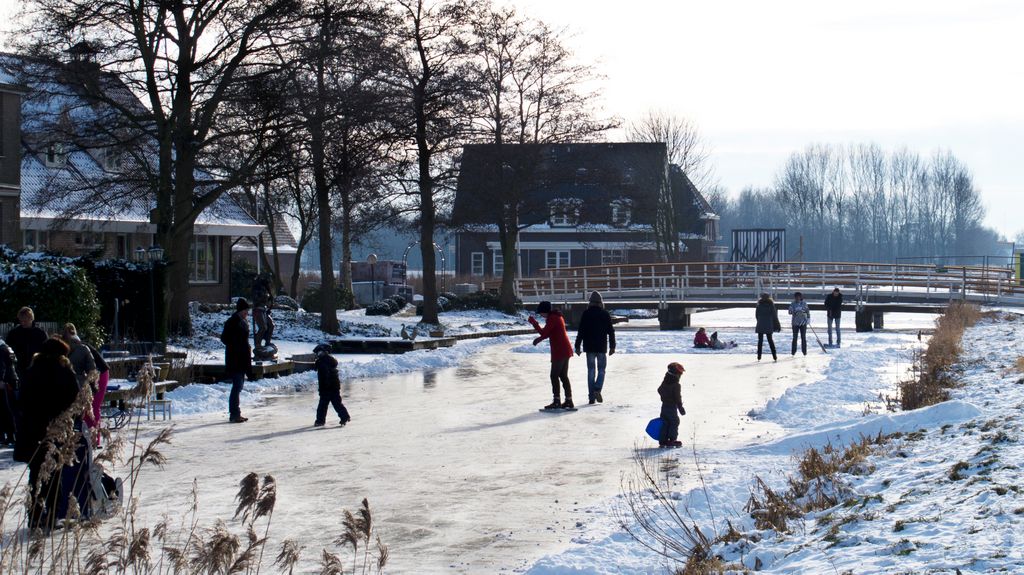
[14,337,85,529]
[754,293,781,361]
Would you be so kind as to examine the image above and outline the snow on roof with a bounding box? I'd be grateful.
[5,53,262,236]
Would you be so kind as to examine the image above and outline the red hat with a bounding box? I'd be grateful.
[668,362,685,375]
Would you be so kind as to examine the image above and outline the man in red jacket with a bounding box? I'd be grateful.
[529,301,574,409]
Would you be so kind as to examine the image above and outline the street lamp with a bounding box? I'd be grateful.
[367,253,378,304]
[143,245,164,351]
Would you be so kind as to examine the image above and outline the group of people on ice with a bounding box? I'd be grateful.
[528,288,847,448]
[0,306,119,530]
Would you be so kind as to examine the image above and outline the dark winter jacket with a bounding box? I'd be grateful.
[315,353,341,394]
[824,292,843,319]
[89,345,109,375]
[6,324,48,378]
[575,306,616,354]
[657,372,685,415]
[529,310,573,361]
[13,354,81,465]
[220,312,252,374]
[755,300,781,334]
[0,340,17,390]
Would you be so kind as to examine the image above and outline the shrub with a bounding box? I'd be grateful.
[229,258,258,298]
[449,290,510,311]
[83,258,165,343]
[0,253,103,343]
[365,301,393,316]
[301,284,355,312]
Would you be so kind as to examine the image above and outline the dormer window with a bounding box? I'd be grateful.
[100,147,123,171]
[611,199,632,227]
[45,143,67,167]
[550,199,580,227]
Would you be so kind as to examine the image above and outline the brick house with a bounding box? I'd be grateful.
[451,142,723,278]
[1,53,263,303]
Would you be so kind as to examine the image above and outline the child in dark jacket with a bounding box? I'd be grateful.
[657,362,687,448]
[313,344,351,427]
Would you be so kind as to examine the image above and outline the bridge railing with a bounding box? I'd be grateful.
[505,261,1023,303]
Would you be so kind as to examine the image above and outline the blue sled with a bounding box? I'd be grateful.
[645,417,663,441]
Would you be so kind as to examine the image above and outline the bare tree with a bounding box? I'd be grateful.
[468,3,615,312]
[388,0,479,325]
[17,0,300,335]
[627,111,714,190]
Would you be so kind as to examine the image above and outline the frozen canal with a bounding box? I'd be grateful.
[111,341,827,573]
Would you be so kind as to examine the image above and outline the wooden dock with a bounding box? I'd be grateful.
[328,338,457,354]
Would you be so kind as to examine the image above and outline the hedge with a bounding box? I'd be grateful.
[301,284,355,313]
[0,253,102,344]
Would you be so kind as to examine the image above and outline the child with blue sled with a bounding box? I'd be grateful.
[653,362,686,448]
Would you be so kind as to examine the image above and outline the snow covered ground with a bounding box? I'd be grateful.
[2,307,985,574]
[529,312,1024,574]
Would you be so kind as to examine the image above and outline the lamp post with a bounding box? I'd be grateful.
[367,253,378,304]
[137,245,164,351]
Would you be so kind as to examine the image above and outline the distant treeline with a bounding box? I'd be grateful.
[713,144,1003,263]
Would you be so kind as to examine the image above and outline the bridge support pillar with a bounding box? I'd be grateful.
[658,306,690,330]
[855,308,885,332]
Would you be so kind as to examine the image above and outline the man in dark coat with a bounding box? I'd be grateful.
[824,287,843,347]
[14,337,84,529]
[312,344,351,427]
[6,307,48,382]
[221,298,252,423]
[575,291,616,405]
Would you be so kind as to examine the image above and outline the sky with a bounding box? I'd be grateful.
[1,0,1020,237]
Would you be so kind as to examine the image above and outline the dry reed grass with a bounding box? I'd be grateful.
[900,302,981,410]
[0,358,390,573]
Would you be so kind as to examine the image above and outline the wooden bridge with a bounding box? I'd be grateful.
[501,261,1024,330]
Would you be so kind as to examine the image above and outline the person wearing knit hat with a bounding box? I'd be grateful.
[657,362,686,448]
[529,301,575,409]
[574,290,616,404]
[221,298,253,423]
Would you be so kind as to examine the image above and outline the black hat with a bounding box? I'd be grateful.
[313,343,331,355]
[536,301,552,314]
[236,297,251,311]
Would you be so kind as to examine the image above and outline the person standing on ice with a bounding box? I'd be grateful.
[823,287,843,347]
[788,292,810,356]
[312,344,351,427]
[755,293,780,361]
[574,291,616,405]
[657,362,686,448]
[529,301,574,409]
[221,298,252,423]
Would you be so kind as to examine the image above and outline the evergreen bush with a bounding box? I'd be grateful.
[0,254,102,343]
[301,284,355,312]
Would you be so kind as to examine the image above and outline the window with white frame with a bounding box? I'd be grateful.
[116,234,131,259]
[601,249,626,265]
[610,199,632,227]
[23,230,48,251]
[492,250,504,277]
[549,199,580,227]
[45,143,66,167]
[545,250,570,269]
[470,252,485,276]
[189,235,220,283]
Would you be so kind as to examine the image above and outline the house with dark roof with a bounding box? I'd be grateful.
[0,53,263,303]
[231,212,300,278]
[451,142,724,278]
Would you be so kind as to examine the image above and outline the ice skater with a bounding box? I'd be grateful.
[824,287,843,347]
[657,362,686,448]
[755,293,780,361]
[312,344,351,427]
[574,290,616,405]
[529,301,574,410]
[789,292,810,356]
